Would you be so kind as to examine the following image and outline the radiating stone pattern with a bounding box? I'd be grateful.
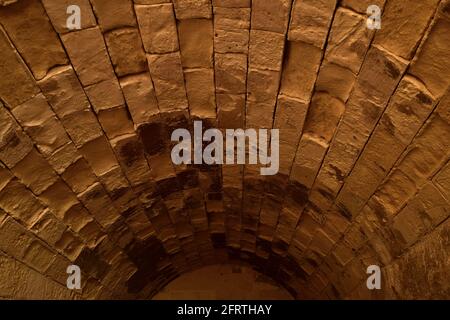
[0,0,449,300]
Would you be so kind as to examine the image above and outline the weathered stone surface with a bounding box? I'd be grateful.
[41,0,97,34]
[135,4,179,54]
[38,66,90,118]
[61,27,115,86]
[249,30,285,71]
[184,69,216,118]
[0,0,68,80]
[105,28,147,77]
[79,136,119,176]
[120,73,160,125]
[214,53,247,94]
[374,0,440,60]
[280,41,322,101]
[90,0,136,31]
[147,52,188,111]
[0,28,40,107]
[98,106,135,140]
[179,19,214,68]
[409,18,450,98]
[85,79,125,113]
[173,0,212,19]
[288,0,336,48]
[61,110,103,147]
[251,0,292,34]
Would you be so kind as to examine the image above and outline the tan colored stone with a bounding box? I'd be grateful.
[61,110,103,147]
[214,28,249,54]
[105,28,147,77]
[249,30,285,71]
[374,0,440,59]
[85,79,125,113]
[179,19,214,68]
[315,63,356,102]
[61,27,115,86]
[251,0,292,34]
[90,0,136,31]
[135,4,179,54]
[147,52,188,111]
[0,179,45,225]
[324,8,373,74]
[410,18,450,98]
[0,28,40,107]
[0,0,68,80]
[214,53,247,94]
[12,149,58,195]
[41,0,97,34]
[38,66,90,118]
[61,158,98,194]
[172,0,212,19]
[217,94,245,129]
[47,143,81,175]
[280,41,322,101]
[184,69,216,119]
[98,106,135,140]
[79,136,118,176]
[288,0,336,48]
[120,73,160,125]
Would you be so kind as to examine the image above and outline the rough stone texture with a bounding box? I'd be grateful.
[0,0,448,300]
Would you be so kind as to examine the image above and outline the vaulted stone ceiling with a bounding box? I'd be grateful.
[0,0,449,300]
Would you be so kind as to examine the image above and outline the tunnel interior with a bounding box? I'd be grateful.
[0,0,449,300]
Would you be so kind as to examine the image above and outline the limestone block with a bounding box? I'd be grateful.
[249,30,285,71]
[215,53,247,94]
[31,209,67,247]
[324,8,372,74]
[85,79,125,113]
[409,18,450,98]
[90,0,136,31]
[214,28,249,54]
[212,0,250,7]
[12,149,58,195]
[120,73,160,125]
[12,94,70,156]
[111,134,153,185]
[61,27,115,86]
[0,28,39,107]
[340,0,385,14]
[61,109,103,147]
[315,62,356,102]
[0,111,34,168]
[0,179,45,225]
[79,183,121,228]
[38,66,90,118]
[61,158,98,194]
[288,0,336,48]
[217,94,245,129]
[63,203,94,233]
[274,95,308,131]
[290,134,328,189]
[184,68,216,118]
[374,0,440,59]
[23,240,57,272]
[41,0,97,34]
[47,142,81,175]
[179,19,214,68]
[40,180,79,219]
[105,28,147,77]
[173,0,212,19]
[147,52,188,111]
[0,0,68,80]
[251,0,292,34]
[135,4,179,54]
[412,182,450,227]
[280,41,322,101]
[79,136,118,176]
[98,106,135,140]
[434,162,450,202]
[0,217,34,259]
[303,93,345,142]
[214,7,250,30]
